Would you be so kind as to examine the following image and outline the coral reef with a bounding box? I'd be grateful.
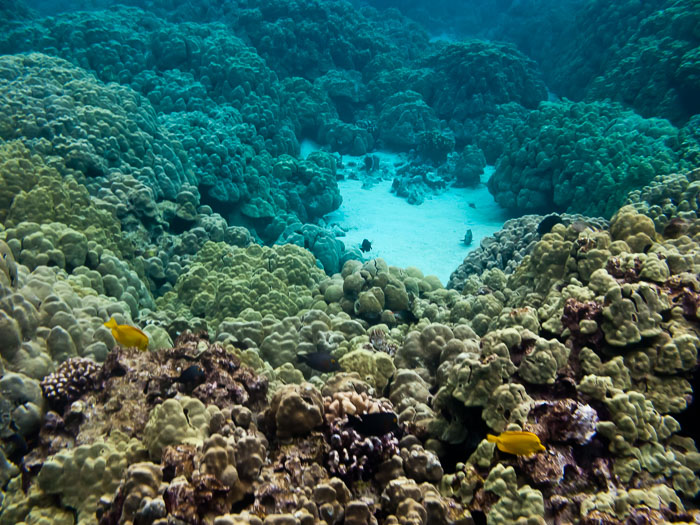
[3,165,700,525]
[447,213,610,291]
[0,2,699,524]
[0,258,147,379]
[0,53,194,201]
[377,91,440,150]
[40,358,100,412]
[552,0,700,125]
[421,40,547,139]
[487,100,684,217]
[625,167,700,234]
[409,0,699,126]
[156,242,327,330]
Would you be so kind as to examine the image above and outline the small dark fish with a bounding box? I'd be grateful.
[360,239,372,252]
[175,365,206,387]
[393,309,418,324]
[346,411,400,436]
[468,202,476,209]
[463,229,473,246]
[382,373,395,399]
[363,155,379,172]
[570,220,590,234]
[537,214,563,236]
[3,432,28,462]
[0,398,12,433]
[297,352,341,373]
[663,218,689,239]
[230,340,251,350]
[471,510,487,525]
[0,241,18,287]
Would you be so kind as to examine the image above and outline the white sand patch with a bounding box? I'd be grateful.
[325,167,509,285]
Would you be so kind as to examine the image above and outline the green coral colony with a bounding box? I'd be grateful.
[0,1,699,524]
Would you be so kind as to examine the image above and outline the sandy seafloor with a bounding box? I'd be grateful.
[324,163,509,284]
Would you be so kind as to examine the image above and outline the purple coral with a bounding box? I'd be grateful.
[326,417,400,484]
[40,357,100,411]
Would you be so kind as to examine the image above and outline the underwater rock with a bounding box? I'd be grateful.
[529,399,598,446]
[400,442,443,483]
[97,461,164,525]
[438,145,485,187]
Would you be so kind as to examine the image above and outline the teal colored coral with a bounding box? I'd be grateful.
[488,100,683,217]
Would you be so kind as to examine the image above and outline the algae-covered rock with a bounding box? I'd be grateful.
[332,258,424,324]
[0,477,74,525]
[435,335,516,409]
[482,383,534,433]
[0,448,18,489]
[517,336,569,385]
[395,323,479,377]
[580,484,686,522]
[258,316,302,369]
[388,368,435,435]
[107,462,163,525]
[1,262,136,375]
[580,386,681,456]
[508,226,574,294]
[2,223,153,315]
[609,205,658,253]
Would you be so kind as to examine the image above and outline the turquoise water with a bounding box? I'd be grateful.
[326,167,509,285]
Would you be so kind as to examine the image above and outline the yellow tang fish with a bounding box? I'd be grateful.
[487,430,545,456]
[104,318,149,351]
